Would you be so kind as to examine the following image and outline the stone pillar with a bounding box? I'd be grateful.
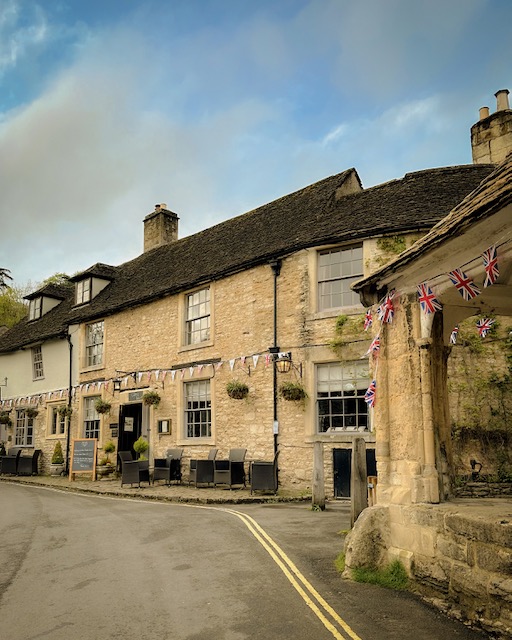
[312,441,325,510]
[351,438,368,526]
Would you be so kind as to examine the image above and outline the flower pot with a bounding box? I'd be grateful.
[50,463,65,477]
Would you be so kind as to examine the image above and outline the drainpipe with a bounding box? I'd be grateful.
[269,260,282,461]
[65,333,73,475]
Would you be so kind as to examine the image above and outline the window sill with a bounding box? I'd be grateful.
[80,363,105,374]
[178,339,214,354]
[306,431,375,444]
[176,437,214,446]
[307,305,363,322]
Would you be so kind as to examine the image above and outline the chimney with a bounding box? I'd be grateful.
[143,203,179,253]
[471,89,512,164]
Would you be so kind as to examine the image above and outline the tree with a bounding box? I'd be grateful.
[0,268,12,291]
[0,286,27,329]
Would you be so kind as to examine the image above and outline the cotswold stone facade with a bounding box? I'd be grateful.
[0,154,498,497]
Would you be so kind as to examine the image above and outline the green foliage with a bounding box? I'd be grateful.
[142,390,161,406]
[0,268,12,291]
[51,440,64,465]
[329,314,366,356]
[94,399,112,414]
[373,236,407,266]
[42,273,71,286]
[279,381,307,401]
[0,287,28,328]
[226,380,249,399]
[334,552,346,573]
[102,440,116,464]
[133,436,149,459]
[352,560,409,590]
[335,315,349,331]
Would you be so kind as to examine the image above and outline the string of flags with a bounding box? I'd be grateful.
[0,350,292,410]
[361,243,502,409]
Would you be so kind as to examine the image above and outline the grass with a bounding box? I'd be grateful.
[351,559,409,590]
[334,552,346,573]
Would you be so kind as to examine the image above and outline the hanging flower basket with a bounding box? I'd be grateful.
[279,382,307,402]
[226,380,249,399]
[57,405,73,419]
[142,390,161,406]
[0,412,12,426]
[94,399,112,415]
[25,407,39,419]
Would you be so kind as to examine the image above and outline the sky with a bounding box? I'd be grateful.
[1,0,511,289]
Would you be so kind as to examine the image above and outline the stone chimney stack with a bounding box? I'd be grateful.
[471,89,512,164]
[143,203,179,253]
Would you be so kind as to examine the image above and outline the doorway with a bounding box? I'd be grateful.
[333,447,376,498]
[118,403,142,458]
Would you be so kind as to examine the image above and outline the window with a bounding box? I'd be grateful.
[28,297,42,320]
[184,380,211,438]
[317,361,369,432]
[15,410,34,446]
[83,397,100,439]
[32,346,44,379]
[50,406,66,436]
[76,279,91,304]
[318,245,363,310]
[85,321,104,367]
[185,287,210,345]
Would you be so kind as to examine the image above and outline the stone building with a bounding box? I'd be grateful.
[0,90,509,501]
[0,162,493,492]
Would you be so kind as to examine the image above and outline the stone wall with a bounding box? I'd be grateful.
[345,502,512,638]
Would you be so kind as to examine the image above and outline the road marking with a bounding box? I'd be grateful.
[222,508,363,640]
[6,483,361,639]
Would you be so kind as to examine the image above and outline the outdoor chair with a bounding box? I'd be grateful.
[18,449,42,476]
[120,458,150,488]
[153,449,183,485]
[188,448,218,487]
[213,448,247,488]
[250,451,279,495]
[1,448,22,475]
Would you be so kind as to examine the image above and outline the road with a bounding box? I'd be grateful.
[0,483,489,640]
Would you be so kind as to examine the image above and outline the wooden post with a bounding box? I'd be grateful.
[312,441,325,510]
[351,438,367,526]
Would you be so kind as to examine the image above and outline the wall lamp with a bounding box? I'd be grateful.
[114,371,138,391]
[274,352,302,378]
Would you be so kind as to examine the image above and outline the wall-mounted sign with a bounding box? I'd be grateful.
[124,417,134,432]
[158,419,171,434]
[128,391,144,402]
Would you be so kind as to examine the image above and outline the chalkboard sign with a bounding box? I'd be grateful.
[69,439,97,480]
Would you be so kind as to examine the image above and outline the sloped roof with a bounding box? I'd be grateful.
[68,263,117,282]
[0,163,495,351]
[24,282,72,301]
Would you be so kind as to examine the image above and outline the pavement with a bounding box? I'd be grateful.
[0,472,314,504]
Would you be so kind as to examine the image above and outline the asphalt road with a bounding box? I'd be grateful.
[0,484,489,640]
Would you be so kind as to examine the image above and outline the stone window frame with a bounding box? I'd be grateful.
[316,244,364,312]
[83,320,105,370]
[183,378,212,440]
[316,360,370,433]
[48,404,67,437]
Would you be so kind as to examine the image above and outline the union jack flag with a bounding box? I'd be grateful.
[364,309,373,331]
[364,379,376,408]
[449,326,459,345]
[482,245,499,288]
[417,282,442,314]
[476,318,495,338]
[365,335,380,358]
[377,289,395,324]
[448,268,481,301]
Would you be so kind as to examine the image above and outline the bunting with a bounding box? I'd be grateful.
[417,282,442,314]
[450,326,459,345]
[364,309,373,331]
[476,318,495,338]
[377,290,395,324]
[448,268,481,301]
[482,245,499,288]
[364,380,376,408]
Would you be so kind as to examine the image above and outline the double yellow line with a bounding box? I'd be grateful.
[221,507,363,640]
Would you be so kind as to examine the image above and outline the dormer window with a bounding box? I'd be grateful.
[28,297,42,320]
[76,278,92,304]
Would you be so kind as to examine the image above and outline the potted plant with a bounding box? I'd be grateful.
[133,435,149,460]
[96,440,116,477]
[226,380,249,399]
[94,399,112,415]
[0,412,12,427]
[50,440,65,476]
[279,382,308,402]
[57,405,73,419]
[142,390,161,407]
[25,407,39,419]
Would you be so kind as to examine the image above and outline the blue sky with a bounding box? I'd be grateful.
[1,0,511,288]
